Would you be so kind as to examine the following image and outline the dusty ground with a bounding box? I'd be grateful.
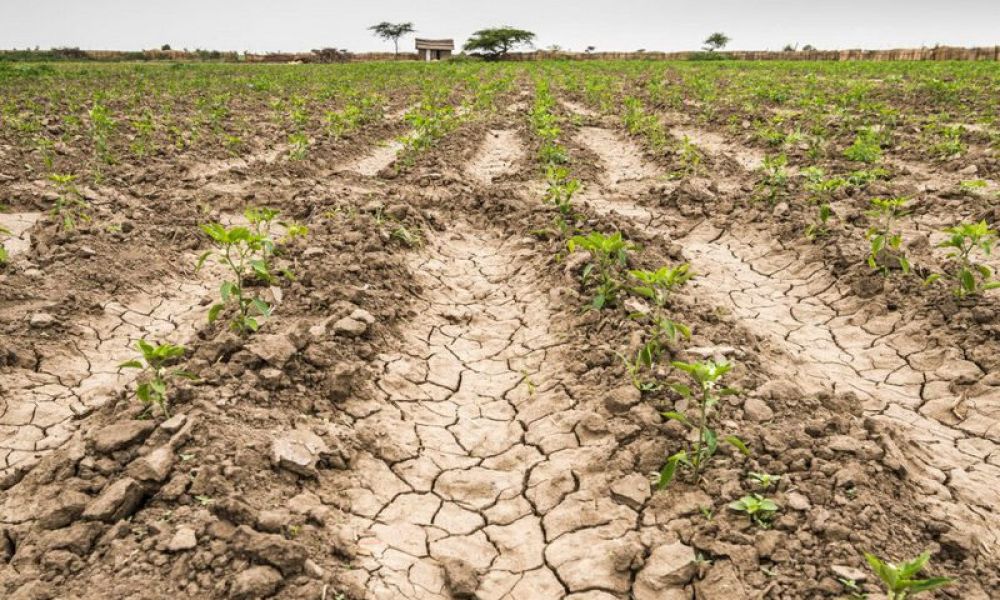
[1,62,998,600]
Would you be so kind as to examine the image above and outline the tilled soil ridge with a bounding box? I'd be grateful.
[335,225,642,599]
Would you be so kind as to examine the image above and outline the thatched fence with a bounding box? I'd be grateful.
[2,46,997,64]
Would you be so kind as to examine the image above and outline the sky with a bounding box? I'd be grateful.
[1,1,998,54]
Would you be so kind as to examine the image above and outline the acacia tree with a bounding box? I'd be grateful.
[703,32,731,52]
[369,21,416,56]
[463,27,535,60]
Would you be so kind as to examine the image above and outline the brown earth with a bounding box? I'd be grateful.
[1,82,997,600]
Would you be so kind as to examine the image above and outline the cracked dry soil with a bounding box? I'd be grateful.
[337,227,641,599]
[576,122,1000,558]
[3,83,999,600]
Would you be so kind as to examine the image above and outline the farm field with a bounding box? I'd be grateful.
[1,59,999,599]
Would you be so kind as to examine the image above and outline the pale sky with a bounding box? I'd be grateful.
[2,1,998,54]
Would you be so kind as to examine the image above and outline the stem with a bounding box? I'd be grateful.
[693,385,709,480]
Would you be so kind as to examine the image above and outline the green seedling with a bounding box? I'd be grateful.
[729,494,779,527]
[958,179,988,194]
[754,154,790,204]
[196,222,281,333]
[925,220,1000,296]
[0,225,10,264]
[617,340,661,392]
[567,231,636,309]
[864,551,953,599]
[391,224,422,247]
[865,197,910,274]
[659,360,749,488]
[844,128,883,164]
[544,165,582,218]
[748,471,781,490]
[804,203,833,241]
[48,173,90,230]
[287,132,309,160]
[118,340,195,417]
[628,264,693,344]
[676,135,703,176]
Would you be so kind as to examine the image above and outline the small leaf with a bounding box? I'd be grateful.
[724,435,751,456]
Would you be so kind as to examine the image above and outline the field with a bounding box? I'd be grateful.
[1,59,999,599]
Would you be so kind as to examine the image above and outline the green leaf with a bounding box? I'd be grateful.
[662,411,691,427]
[960,268,975,292]
[703,428,718,456]
[724,435,750,456]
[656,452,685,490]
[118,359,143,371]
[195,250,212,271]
[906,577,953,593]
[207,303,224,323]
[220,281,236,302]
[252,297,271,317]
[669,383,692,398]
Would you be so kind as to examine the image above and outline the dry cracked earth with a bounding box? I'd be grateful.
[2,90,999,600]
[573,117,1000,561]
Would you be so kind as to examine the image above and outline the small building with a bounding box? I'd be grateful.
[415,39,454,61]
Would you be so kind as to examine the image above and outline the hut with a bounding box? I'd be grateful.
[415,39,454,61]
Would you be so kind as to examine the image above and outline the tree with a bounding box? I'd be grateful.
[161,44,171,51]
[463,27,535,60]
[368,21,416,56]
[702,32,731,52]
[802,44,816,51]
[585,46,596,53]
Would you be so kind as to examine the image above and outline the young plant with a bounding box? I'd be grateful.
[48,173,90,230]
[0,225,9,264]
[196,222,280,333]
[567,231,636,309]
[659,360,749,488]
[926,220,1000,296]
[844,128,883,164]
[628,264,693,343]
[675,135,703,176]
[754,154,790,204]
[118,340,195,417]
[748,471,781,490]
[865,197,910,274]
[729,494,779,527]
[804,203,833,241]
[864,551,953,600]
[287,132,309,160]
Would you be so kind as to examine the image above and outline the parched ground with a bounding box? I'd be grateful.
[1,61,998,600]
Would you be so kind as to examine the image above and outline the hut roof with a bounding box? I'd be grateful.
[415,38,455,51]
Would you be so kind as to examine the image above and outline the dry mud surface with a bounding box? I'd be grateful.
[1,85,998,600]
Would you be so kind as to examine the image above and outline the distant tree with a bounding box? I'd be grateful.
[783,44,798,52]
[585,46,596,53]
[161,44,171,51]
[802,44,816,51]
[368,21,416,56]
[463,27,535,60]
[702,32,731,52]
[546,44,563,53]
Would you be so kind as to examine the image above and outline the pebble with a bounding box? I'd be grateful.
[167,527,198,552]
[29,312,56,328]
[786,492,811,511]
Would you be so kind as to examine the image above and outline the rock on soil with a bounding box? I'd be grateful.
[633,542,697,600]
[270,429,329,477]
[166,526,197,552]
[90,420,157,454]
[230,565,284,599]
[81,477,145,522]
